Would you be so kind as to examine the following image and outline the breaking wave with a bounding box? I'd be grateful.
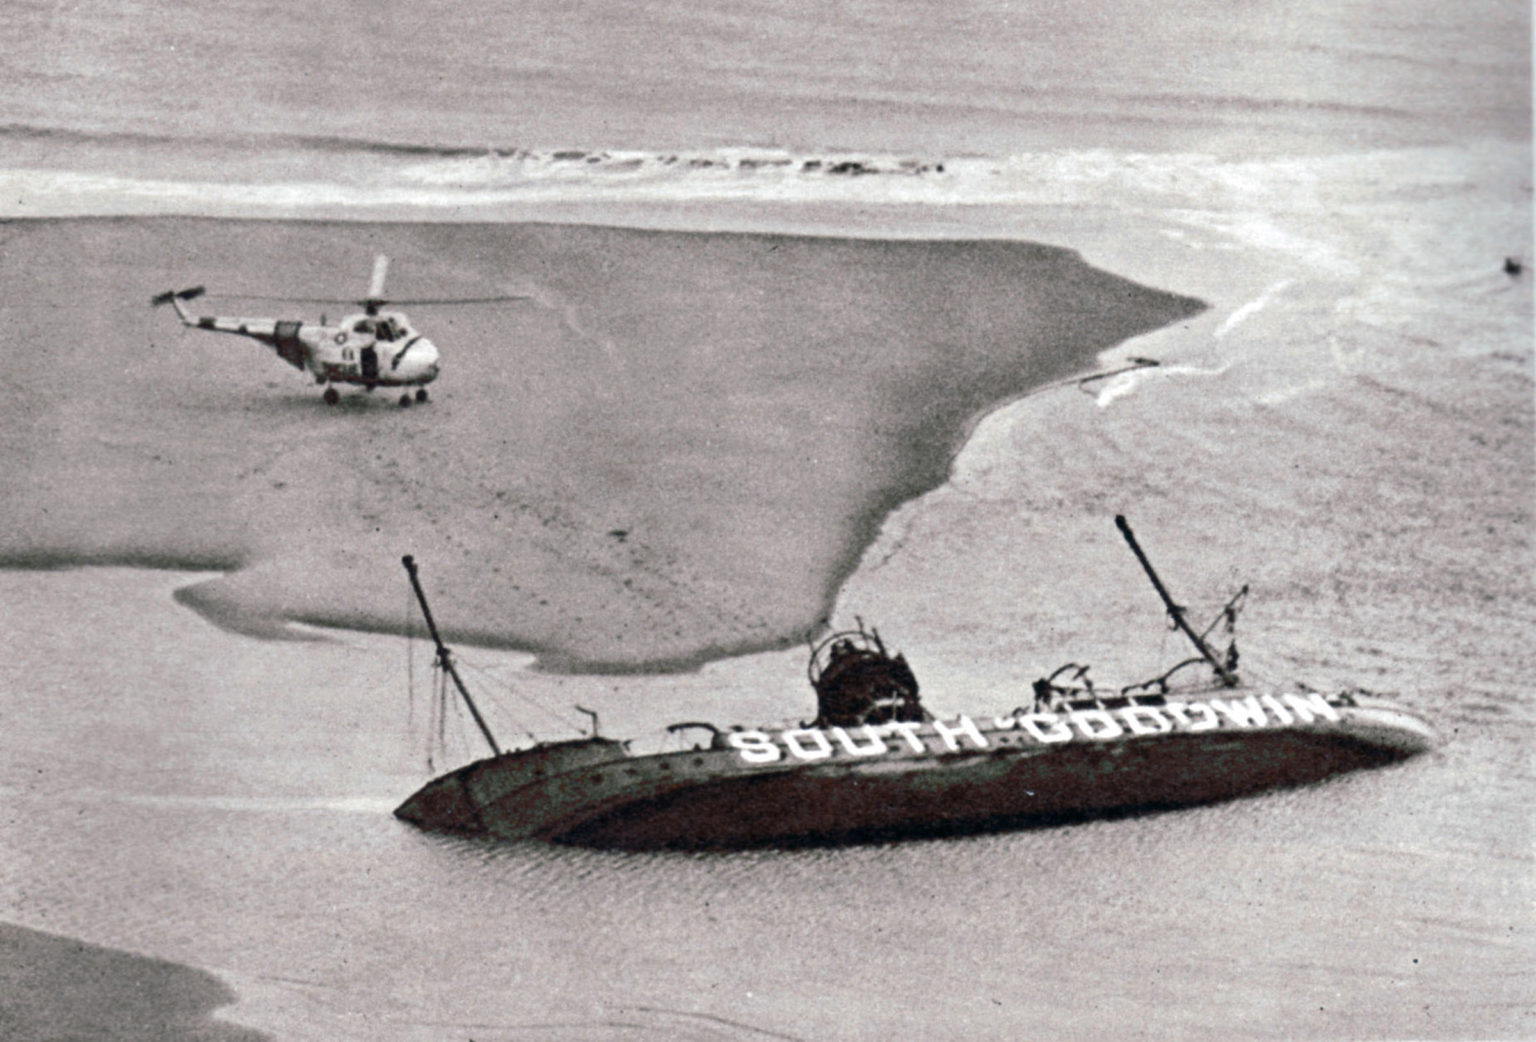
[0,122,961,219]
[5,120,1467,222]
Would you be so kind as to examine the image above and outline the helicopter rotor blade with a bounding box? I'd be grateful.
[386,295,535,306]
[367,254,390,304]
[191,294,355,305]
[152,286,532,310]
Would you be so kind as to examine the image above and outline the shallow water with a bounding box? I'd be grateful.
[1,177,1530,1032]
[1,0,1531,1037]
[0,440,1528,1042]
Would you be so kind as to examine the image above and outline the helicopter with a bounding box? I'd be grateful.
[151,255,527,406]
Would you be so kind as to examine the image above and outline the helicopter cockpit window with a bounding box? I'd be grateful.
[352,319,374,336]
[376,318,398,341]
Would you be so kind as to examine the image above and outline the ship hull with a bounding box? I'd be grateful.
[395,692,1435,849]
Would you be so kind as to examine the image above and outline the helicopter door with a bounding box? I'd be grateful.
[360,344,379,380]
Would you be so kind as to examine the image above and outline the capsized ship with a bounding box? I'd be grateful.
[395,518,1436,849]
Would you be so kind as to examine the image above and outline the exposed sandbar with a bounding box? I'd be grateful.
[0,217,1203,669]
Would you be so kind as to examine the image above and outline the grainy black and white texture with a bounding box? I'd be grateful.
[0,0,1529,1038]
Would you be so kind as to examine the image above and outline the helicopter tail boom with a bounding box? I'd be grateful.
[152,287,283,344]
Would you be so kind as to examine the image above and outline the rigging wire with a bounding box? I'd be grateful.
[440,674,473,764]
[430,662,451,773]
[453,655,583,737]
[405,578,417,732]
[396,560,585,757]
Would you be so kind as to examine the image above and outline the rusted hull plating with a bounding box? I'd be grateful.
[394,692,1436,849]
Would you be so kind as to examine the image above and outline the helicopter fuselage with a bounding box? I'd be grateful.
[179,305,440,390]
[151,255,502,404]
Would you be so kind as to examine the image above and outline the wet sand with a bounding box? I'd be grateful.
[0,216,1202,670]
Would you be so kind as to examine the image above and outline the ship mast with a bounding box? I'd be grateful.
[402,555,502,756]
[1115,515,1240,688]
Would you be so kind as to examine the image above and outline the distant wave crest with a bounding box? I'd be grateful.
[0,122,971,219]
[0,124,1501,227]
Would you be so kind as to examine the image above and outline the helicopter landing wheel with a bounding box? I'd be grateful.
[323,387,340,405]
[399,393,412,408]
[415,388,429,403]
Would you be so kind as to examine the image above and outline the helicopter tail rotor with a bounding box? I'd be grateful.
[150,286,207,325]
[150,286,206,307]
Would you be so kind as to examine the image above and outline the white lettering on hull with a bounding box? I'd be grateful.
[1019,713,1073,744]
[1209,696,1268,728]
[727,730,782,764]
[1164,702,1220,731]
[726,691,1349,767]
[1121,705,1172,735]
[931,714,990,751]
[781,729,833,760]
[884,721,926,752]
[1069,709,1124,740]
[831,726,888,756]
[1261,694,1294,725]
[1282,691,1341,723]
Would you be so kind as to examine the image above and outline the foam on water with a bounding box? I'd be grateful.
[2,132,1523,233]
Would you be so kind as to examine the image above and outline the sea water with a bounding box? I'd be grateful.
[0,0,1526,220]
[0,0,1530,1038]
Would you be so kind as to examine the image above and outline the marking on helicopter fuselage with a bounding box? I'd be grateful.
[391,336,421,371]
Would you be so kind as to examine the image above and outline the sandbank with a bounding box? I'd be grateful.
[0,216,1202,669]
